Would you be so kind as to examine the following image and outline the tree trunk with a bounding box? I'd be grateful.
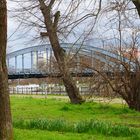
[128,102,140,111]
[39,0,85,104]
[62,72,84,104]
[0,0,13,139]
[48,33,84,104]
[126,96,140,111]
[132,0,140,17]
[47,28,85,104]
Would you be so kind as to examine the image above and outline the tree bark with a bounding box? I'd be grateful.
[132,0,140,17]
[0,0,13,139]
[126,97,140,111]
[48,32,84,104]
[39,0,84,104]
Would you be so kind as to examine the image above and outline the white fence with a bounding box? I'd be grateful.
[9,85,90,95]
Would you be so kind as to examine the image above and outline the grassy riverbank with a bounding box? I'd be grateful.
[11,96,140,140]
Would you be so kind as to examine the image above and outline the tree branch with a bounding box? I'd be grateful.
[53,11,60,30]
[48,0,56,8]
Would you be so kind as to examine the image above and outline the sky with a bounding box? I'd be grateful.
[7,0,108,53]
[7,0,140,54]
[6,0,140,71]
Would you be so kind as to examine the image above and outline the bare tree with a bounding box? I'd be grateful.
[87,29,140,111]
[0,0,13,139]
[9,0,102,104]
[82,0,140,111]
[108,0,140,111]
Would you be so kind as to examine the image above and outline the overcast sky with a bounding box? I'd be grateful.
[7,0,140,53]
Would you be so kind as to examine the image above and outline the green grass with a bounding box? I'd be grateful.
[14,128,139,140]
[13,119,138,137]
[11,96,140,140]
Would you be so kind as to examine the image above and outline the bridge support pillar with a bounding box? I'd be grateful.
[22,54,24,72]
[36,51,38,70]
[33,51,38,71]
[31,51,33,72]
[15,56,17,73]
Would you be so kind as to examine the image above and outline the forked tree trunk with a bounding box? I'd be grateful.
[39,0,84,104]
[0,0,13,139]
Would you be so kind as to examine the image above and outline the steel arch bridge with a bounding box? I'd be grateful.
[7,43,131,79]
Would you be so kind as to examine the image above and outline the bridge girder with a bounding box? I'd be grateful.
[7,43,133,79]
